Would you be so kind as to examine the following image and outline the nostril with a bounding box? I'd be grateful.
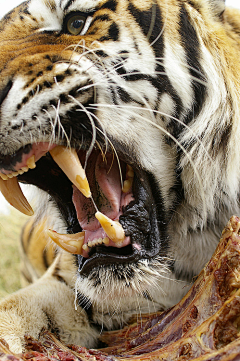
[0,80,13,106]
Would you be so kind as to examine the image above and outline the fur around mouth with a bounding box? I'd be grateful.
[0,142,167,275]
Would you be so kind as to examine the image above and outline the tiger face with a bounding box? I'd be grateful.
[0,0,239,327]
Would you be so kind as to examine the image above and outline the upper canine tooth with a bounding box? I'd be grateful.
[46,229,85,255]
[0,177,34,216]
[95,212,125,243]
[50,146,91,198]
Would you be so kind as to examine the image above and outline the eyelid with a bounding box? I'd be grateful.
[80,16,93,35]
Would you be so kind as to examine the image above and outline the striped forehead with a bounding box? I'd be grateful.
[28,0,104,15]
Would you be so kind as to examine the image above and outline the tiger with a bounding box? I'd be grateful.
[0,0,239,353]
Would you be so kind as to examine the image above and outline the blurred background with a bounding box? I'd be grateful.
[0,0,239,298]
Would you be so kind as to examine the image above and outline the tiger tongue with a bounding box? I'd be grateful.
[72,152,122,231]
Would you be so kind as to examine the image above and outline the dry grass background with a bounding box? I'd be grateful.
[0,208,28,299]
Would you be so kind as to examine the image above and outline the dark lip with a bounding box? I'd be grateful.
[78,244,142,276]
[0,144,32,171]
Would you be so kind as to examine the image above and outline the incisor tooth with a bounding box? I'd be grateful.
[0,177,34,216]
[122,179,133,193]
[46,229,85,254]
[50,146,91,198]
[127,165,134,178]
[82,244,89,252]
[122,165,134,193]
[0,173,8,180]
[103,237,110,245]
[95,211,125,243]
[27,155,36,169]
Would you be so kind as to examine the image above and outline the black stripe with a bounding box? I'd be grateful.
[108,22,119,41]
[168,155,184,216]
[115,65,153,82]
[210,123,232,156]
[128,0,183,130]
[43,248,50,270]
[0,80,12,107]
[22,6,30,15]
[109,84,144,105]
[179,3,206,125]
[91,14,111,25]
[99,22,119,42]
[99,0,117,12]
[188,0,202,13]
[128,1,162,46]
[95,50,108,58]
[53,265,68,285]
[63,0,75,11]
[116,86,130,102]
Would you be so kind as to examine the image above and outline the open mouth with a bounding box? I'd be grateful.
[0,141,166,275]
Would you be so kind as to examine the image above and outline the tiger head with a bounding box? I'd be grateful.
[0,0,239,321]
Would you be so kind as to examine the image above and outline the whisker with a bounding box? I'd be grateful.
[88,102,208,218]
[149,0,167,48]
[68,95,97,169]
[51,100,71,148]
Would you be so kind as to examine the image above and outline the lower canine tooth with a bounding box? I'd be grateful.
[0,177,34,216]
[95,212,125,243]
[46,229,85,255]
[50,146,91,198]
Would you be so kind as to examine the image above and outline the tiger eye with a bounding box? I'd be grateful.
[67,15,86,35]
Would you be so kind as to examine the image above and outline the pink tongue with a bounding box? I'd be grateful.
[72,152,122,231]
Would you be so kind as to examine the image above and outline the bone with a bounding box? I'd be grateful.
[46,229,85,254]
[95,211,125,244]
[50,146,91,198]
[0,177,34,216]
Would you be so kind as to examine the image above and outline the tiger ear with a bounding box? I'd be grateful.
[209,0,225,17]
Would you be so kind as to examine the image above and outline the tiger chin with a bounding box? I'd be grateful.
[0,0,239,353]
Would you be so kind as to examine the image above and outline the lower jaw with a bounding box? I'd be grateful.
[77,244,142,276]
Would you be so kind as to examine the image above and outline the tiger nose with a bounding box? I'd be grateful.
[0,80,13,107]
